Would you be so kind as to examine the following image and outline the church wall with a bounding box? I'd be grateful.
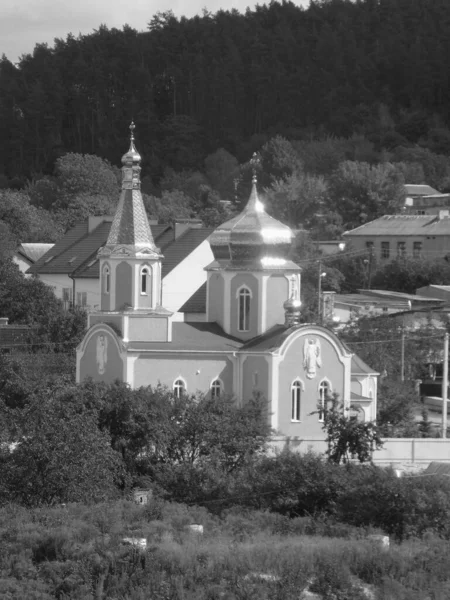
[128,317,169,342]
[79,329,124,383]
[230,273,259,340]
[241,355,269,407]
[277,332,346,438]
[89,314,123,335]
[133,354,234,394]
[208,273,225,325]
[115,261,132,310]
[137,264,153,310]
[266,275,289,327]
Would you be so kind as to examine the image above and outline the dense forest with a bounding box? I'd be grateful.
[1,0,450,184]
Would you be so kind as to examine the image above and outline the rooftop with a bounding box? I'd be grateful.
[344,214,450,237]
[404,184,440,196]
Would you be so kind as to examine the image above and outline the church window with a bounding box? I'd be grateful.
[291,380,302,421]
[103,265,111,294]
[318,380,331,422]
[173,378,186,398]
[238,287,251,332]
[211,379,222,399]
[141,266,151,295]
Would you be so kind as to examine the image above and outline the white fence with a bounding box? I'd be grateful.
[270,437,450,465]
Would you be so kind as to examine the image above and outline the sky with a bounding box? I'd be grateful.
[1,0,310,64]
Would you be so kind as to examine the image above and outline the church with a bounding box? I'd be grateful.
[76,125,378,438]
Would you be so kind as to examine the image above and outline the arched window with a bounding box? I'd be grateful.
[291,380,302,421]
[173,378,186,398]
[141,266,151,295]
[211,379,222,399]
[318,380,331,422]
[238,287,251,332]
[103,265,110,294]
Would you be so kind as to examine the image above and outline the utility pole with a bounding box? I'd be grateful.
[442,332,449,439]
[367,246,374,290]
[400,328,405,381]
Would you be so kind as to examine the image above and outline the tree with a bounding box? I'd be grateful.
[142,190,192,223]
[327,161,405,229]
[54,153,119,209]
[371,257,450,294]
[0,385,124,506]
[0,189,60,242]
[316,393,383,464]
[204,148,240,201]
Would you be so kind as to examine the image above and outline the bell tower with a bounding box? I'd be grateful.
[206,154,301,340]
[89,123,172,343]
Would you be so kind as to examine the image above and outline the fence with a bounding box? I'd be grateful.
[270,437,450,465]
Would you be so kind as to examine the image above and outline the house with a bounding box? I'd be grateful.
[343,214,450,261]
[13,243,54,276]
[27,216,214,315]
[403,184,450,215]
[76,126,378,437]
[416,285,450,304]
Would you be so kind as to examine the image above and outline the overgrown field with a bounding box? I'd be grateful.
[2,499,450,600]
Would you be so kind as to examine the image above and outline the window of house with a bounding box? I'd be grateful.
[318,380,331,422]
[413,241,422,258]
[76,292,87,307]
[365,241,374,251]
[238,287,251,332]
[416,210,426,215]
[141,266,150,295]
[397,241,406,258]
[381,242,390,259]
[291,381,302,421]
[103,265,111,294]
[211,379,222,399]
[173,379,186,398]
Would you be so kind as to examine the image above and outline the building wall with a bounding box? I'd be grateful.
[208,272,225,325]
[229,273,259,340]
[162,239,214,313]
[115,261,133,310]
[35,273,73,302]
[277,331,347,438]
[132,353,234,394]
[345,234,450,261]
[78,327,124,383]
[241,355,269,407]
[270,437,450,465]
[266,275,289,328]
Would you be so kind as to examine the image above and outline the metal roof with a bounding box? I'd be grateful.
[404,184,439,196]
[344,214,450,237]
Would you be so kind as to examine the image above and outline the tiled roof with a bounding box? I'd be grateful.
[128,322,243,352]
[106,188,158,251]
[344,215,450,237]
[358,289,445,303]
[179,282,207,313]
[18,243,54,263]
[161,228,214,278]
[404,184,439,196]
[29,221,112,275]
[28,221,172,278]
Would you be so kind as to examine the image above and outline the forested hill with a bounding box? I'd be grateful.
[1,0,450,182]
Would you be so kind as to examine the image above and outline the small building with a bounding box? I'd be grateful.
[403,184,450,216]
[343,213,450,261]
[76,126,378,438]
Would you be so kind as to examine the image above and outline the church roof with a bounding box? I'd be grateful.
[180,282,207,313]
[209,157,296,269]
[162,228,214,278]
[127,322,243,352]
[101,123,161,258]
[351,354,378,375]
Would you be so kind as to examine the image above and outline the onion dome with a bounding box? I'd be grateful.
[284,295,302,327]
[100,123,161,258]
[209,154,295,269]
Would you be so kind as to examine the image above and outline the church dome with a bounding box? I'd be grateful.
[210,158,294,268]
[121,121,141,166]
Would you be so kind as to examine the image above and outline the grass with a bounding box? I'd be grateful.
[1,500,450,599]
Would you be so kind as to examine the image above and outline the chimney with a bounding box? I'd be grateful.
[88,215,114,233]
[0,317,9,326]
[173,219,203,240]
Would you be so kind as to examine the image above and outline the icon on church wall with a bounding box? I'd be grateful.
[96,334,108,375]
[303,338,322,379]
